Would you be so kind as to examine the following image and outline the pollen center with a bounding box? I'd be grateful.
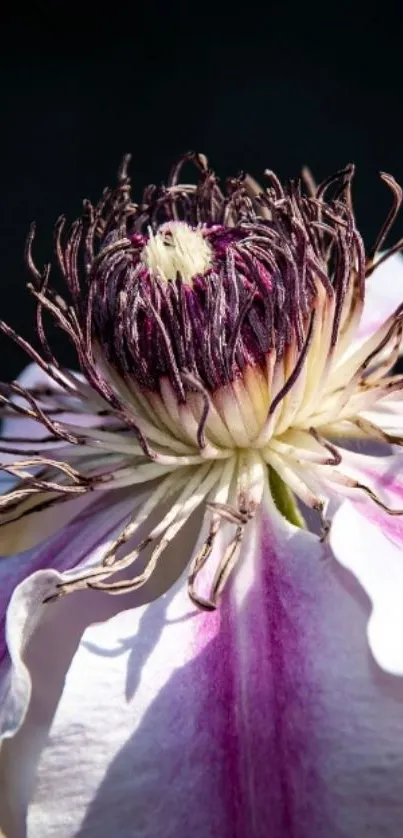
[141,221,213,284]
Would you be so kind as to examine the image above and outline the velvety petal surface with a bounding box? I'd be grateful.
[2,490,403,837]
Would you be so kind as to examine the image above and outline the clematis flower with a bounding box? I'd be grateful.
[1,153,403,836]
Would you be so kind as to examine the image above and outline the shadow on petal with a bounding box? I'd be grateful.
[0,507,202,838]
[4,500,403,838]
[74,508,403,838]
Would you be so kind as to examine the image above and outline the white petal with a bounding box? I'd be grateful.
[2,364,57,442]
[0,489,138,744]
[361,401,403,435]
[328,448,403,549]
[2,363,70,443]
[1,363,105,450]
[330,501,403,675]
[358,253,403,340]
[2,491,403,836]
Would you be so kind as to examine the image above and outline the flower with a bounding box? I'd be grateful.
[1,154,403,836]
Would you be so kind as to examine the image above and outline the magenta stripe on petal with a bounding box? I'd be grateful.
[191,509,330,838]
[74,510,331,838]
[16,491,403,837]
[354,500,403,548]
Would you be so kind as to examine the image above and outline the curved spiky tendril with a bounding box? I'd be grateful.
[1,154,372,441]
[267,311,316,420]
[180,371,211,450]
[45,464,221,601]
[368,173,403,261]
[308,428,342,466]
[366,237,403,277]
[0,383,80,445]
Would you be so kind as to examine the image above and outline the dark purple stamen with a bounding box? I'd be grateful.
[1,152,401,451]
[34,152,365,401]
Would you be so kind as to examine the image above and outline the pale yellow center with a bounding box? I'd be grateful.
[141,221,213,284]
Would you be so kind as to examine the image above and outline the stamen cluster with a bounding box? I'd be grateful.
[0,153,402,607]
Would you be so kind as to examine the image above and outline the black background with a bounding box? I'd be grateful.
[1,1,403,381]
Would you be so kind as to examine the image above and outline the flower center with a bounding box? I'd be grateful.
[141,221,213,284]
[6,152,403,610]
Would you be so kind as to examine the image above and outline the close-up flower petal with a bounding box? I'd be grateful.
[1,153,403,836]
[357,252,403,341]
[3,491,403,837]
[330,501,403,675]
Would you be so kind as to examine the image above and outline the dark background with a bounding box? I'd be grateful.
[1,1,403,381]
